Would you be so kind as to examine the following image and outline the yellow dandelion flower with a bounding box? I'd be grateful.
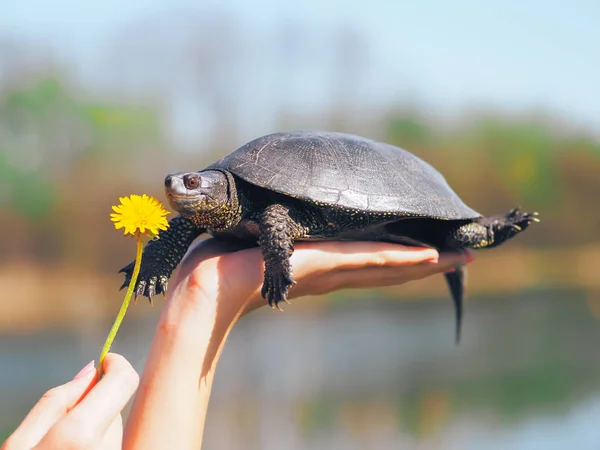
[99,194,170,379]
[110,194,170,237]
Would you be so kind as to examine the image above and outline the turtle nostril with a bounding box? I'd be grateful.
[164,175,172,189]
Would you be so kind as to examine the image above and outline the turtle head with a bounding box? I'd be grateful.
[164,170,240,229]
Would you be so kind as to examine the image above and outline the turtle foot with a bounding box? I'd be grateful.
[502,207,540,231]
[119,261,169,304]
[261,270,295,311]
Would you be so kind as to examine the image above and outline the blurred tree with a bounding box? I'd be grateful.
[0,74,164,214]
[463,117,559,209]
[0,77,72,219]
[386,110,434,148]
[0,69,168,269]
[81,102,162,160]
[1,24,600,270]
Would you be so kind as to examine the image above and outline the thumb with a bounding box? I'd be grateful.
[4,361,97,450]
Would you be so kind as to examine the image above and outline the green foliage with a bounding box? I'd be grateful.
[451,361,576,422]
[462,118,559,208]
[398,390,424,436]
[297,396,337,435]
[81,103,162,159]
[0,75,163,220]
[3,77,77,118]
[384,110,600,245]
[387,114,433,148]
[2,71,600,261]
[0,153,55,220]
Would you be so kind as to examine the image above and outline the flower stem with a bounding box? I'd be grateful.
[98,233,144,378]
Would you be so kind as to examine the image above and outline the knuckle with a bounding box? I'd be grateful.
[109,356,139,392]
[122,367,140,392]
[40,385,67,408]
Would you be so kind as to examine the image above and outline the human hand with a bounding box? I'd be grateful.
[3,353,139,450]
[124,240,473,449]
[170,238,473,321]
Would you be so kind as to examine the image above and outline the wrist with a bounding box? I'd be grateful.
[161,289,216,334]
[156,274,239,372]
[164,259,248,327]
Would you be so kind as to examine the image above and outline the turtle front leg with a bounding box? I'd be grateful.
[258,204,309,310]
[119,216,204,302]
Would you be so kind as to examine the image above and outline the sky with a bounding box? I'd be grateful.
[1,0,599,140]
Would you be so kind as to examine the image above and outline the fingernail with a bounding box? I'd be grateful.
[446,267,457,273]
[73,360,95,380]
[465,252,476,263]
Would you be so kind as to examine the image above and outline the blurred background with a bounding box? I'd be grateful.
[1,0,600,448]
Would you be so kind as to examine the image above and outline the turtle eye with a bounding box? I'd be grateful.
[183,174,200,189]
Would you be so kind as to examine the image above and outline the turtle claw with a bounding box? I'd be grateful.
[146,279,157,299]
[119,260,171,303]
[135,280,146,298]
[158,276,169,298]
[500,209,539,238]
[261,270,295,310]
[116,217,203,302]
[507,207,521,217]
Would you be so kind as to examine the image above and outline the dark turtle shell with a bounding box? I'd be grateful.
[207,130,480,220]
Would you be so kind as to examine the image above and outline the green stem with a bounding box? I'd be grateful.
[98,233,144,378]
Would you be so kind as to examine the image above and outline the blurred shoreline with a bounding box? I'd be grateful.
[2,245,598,333]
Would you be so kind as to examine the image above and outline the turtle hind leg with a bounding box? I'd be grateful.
[451,208,539,249]
[445,267,466,345]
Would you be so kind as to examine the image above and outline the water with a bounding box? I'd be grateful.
[2,289,600,449]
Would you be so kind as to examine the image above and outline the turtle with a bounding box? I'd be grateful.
[119,130,538,342]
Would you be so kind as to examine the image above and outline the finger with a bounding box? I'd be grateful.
[241,245,470,309]
[189,241,439,301]
[291,251,473,298]
[36,354,138,450]
[292,241,440,273]
[4,362,97,450]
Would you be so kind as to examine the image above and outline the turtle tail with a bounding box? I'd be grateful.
[444,266,466,345]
